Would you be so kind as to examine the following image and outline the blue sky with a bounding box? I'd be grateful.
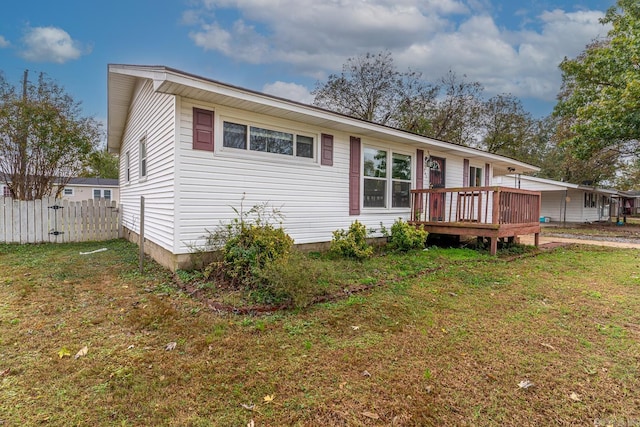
[0,0,615,137]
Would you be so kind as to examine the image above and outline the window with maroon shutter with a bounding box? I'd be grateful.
[321,134,333,166]
[193,108,214,151]
[349,136,361,215]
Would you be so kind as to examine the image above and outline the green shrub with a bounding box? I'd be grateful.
[330,220,373,260]
[223,224,293,288]
[202,197,293,289]
[259,251,334,308]
[382,218,428,252]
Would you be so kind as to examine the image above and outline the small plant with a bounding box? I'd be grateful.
[381,218,428,252]
[259,251,336,308]
[330,220,373,260]
[201,195,293,289]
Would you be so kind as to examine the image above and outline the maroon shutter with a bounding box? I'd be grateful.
[416,149,424,189]
[349,136,361,215]
[321,134,333,166]
[193,108,214,151]
[484,163,490,186]
[463,159,470,186]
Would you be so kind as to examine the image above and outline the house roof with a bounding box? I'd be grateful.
[1,173,117,187]
[501,175,619,195]
[66,177,119,187]
[107,64,540,175]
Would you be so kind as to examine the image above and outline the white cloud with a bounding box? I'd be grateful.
[0,36,9,48]
[20,26,89,63]
[186,0,609,104]
[262,81,314,104]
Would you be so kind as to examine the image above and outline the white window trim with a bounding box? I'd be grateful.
[139,135,148,182]
[220,116,318,163]
[125,151,131,183]
[362,145,413,212]
[469,165,483,187]
[63,187,74,196]
[92,188,113,201]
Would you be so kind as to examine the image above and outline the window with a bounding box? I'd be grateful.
[584,192,596,208]
[93,189,112,201]
[2,186,11,198]
[363,147,412,209]
[139,136,147,179]
[469,166,482,187]
[63,188,74,196]
[125,151,130,182]
[222,120,314,159]
[392,153,411,208]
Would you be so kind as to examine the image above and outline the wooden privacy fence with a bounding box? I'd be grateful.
[0,197,119,243]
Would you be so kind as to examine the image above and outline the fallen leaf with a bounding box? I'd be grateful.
[165,342,177,351]
[518,380,534,389]
[58,347,71,359]
[339,381,347,389]
[361,411,380,420]
[263,394,275,403]
[569,392,582,402]
[0,368,10,377]
[74,346,88,359]
[540,342,556,351]
[241,403,255,410]
[350,325,360,330]
[362,370,371,377]
[127,345,135,350]
[247,420,255,427]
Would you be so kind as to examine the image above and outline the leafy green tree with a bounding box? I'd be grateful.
[535,115,619,185]
[555,0,640,159]
[81,149,119,179]
[0,71,101,200]
[427,71,485,146]
[312,51,436,126]
[481,94,536,158]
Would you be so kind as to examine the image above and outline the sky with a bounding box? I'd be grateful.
[0,0,616,135]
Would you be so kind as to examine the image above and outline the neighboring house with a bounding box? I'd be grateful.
[619,190,640,216]
[107,64,539,271]
[494,175,617,223]
[58,178,119,202]
[1,176,118,202]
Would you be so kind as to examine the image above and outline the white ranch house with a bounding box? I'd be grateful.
[108,65,540,270]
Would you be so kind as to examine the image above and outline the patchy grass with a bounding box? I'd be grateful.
[1,240,640,425]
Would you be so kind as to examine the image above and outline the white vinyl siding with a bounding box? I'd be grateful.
[174,100,474,254]
[118,79,176,252]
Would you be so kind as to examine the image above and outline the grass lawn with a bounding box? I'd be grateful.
[1,240,640,426]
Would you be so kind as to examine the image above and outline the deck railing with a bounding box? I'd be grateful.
[410,186,541,226]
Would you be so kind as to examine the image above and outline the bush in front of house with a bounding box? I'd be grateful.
[382,218,428,252]
[330,220,373,260]
[203,198,293,291]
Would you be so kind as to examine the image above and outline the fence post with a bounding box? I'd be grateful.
[139,196,145,274]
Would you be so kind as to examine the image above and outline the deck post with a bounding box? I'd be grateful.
[534,232,539,248]
[489,237,498,256]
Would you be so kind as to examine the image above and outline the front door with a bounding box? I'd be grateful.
[429,157,446,221]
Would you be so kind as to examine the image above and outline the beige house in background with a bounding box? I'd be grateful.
[57,178,119,202]
[2,177,119,202]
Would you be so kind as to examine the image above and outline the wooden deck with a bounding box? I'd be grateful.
[409,186,541,255]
